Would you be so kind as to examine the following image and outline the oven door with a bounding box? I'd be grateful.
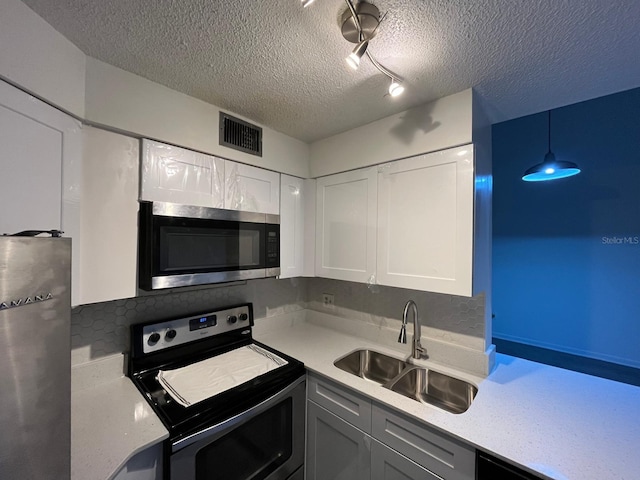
[169,376,305,480]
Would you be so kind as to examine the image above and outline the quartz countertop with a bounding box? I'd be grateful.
[71,354,169,480]
[73,313,640,480]
[255,318,640,480]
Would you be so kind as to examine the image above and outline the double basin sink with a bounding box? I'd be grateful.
[333,349,477,414]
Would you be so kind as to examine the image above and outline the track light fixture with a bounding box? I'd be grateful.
[388,80,404,97]
[346,40,368,70]
[301,0,406,98]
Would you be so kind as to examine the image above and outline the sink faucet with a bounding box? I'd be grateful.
[398,300,426,360]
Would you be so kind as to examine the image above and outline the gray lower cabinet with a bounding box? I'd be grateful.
[306,373,476,480]
[372,404,475,480]
[371,440,440,480]
[306,400,371,480]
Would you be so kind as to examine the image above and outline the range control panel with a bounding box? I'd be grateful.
[141,304,252,354]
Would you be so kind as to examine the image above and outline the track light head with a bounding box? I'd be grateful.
[301,0,315,7]
[388,80,405,97]
[346,40,368,70]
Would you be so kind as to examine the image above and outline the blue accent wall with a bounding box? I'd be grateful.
[492,87,640,369]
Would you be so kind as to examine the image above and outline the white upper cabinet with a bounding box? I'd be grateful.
[0,80,82,304]
[140,140,280,215]
[140,140,224,208]
[280,174,305,278]
[377,146,474,296]
[315,167,377,283]
[224,160,280,215]
[79,127,139,305]
[314,145,475,296]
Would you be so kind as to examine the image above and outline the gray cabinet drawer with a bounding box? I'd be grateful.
[371,439,440,480]
[308,373,372,433]
[372,404,475,480]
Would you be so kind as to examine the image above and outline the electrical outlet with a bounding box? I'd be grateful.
[322,293,335,309]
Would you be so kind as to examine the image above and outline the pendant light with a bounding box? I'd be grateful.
[522,110,581,182]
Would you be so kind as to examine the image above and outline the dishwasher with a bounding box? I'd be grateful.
[477,451,544,479]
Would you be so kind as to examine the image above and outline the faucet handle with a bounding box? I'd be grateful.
[414,341,427,359]
[398,325,407,344]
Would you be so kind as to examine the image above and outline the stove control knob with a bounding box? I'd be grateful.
[239,313,249,322]
[227,315,238,324]
[165,329,177,341]
[148,332,161,345]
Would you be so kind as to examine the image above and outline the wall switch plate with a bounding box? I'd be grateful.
[322,293,335,309]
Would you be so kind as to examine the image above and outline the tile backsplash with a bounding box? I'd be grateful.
[71,276,488,366]
[71,277,307,365]
[306,278,487,352]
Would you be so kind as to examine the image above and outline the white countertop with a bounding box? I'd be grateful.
[72,314,640,480]
[71,354,169,480]
[255,319,640,480]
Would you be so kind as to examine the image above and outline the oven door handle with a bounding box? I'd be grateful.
[172,375,305,453]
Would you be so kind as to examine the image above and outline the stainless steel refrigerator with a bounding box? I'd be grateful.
[0,236,71,479]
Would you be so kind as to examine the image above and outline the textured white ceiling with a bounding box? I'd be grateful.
[21,0,640,142]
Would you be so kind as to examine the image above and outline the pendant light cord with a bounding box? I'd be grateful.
[548,110,552,153]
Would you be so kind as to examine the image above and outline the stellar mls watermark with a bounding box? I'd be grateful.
[601,235,639,245]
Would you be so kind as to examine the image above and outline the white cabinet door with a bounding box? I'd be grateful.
[0,80,82,304]
[315,168,377,283]
[140,139,224,208]
[79,127,138,305]
[224,160,280,215]
[377,146,474,296]
[280,174,305,278]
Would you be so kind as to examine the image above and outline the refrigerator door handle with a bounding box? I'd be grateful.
[8,229,64,237]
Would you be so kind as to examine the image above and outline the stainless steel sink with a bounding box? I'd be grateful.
[387,367,478,414]
[334,349,477,414]
[333,349,409,385]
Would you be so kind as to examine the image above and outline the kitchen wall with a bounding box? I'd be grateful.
[0,0,86,117]
[492,87,640,372]
[71,277,308,365]
[71,276,492,375]
[309,89,473,178]
[85,58,310,178]
[306,278,491,374]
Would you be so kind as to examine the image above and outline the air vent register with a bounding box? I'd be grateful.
[219,112,262,157]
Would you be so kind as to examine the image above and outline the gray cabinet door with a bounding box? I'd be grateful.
[371,440,440,480]
[306,400,371,480]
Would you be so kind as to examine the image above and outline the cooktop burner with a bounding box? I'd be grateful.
[128,303,305,442]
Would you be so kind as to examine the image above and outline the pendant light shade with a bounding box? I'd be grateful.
[522,111,581,182]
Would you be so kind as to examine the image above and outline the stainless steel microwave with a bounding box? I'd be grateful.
[138,201,280,290]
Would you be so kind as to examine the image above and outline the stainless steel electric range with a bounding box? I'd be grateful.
[129,303,306,480]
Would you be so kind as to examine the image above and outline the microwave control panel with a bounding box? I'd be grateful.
[265,224,280,267]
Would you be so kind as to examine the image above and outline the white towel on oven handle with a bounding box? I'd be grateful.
[157,344,288,408]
